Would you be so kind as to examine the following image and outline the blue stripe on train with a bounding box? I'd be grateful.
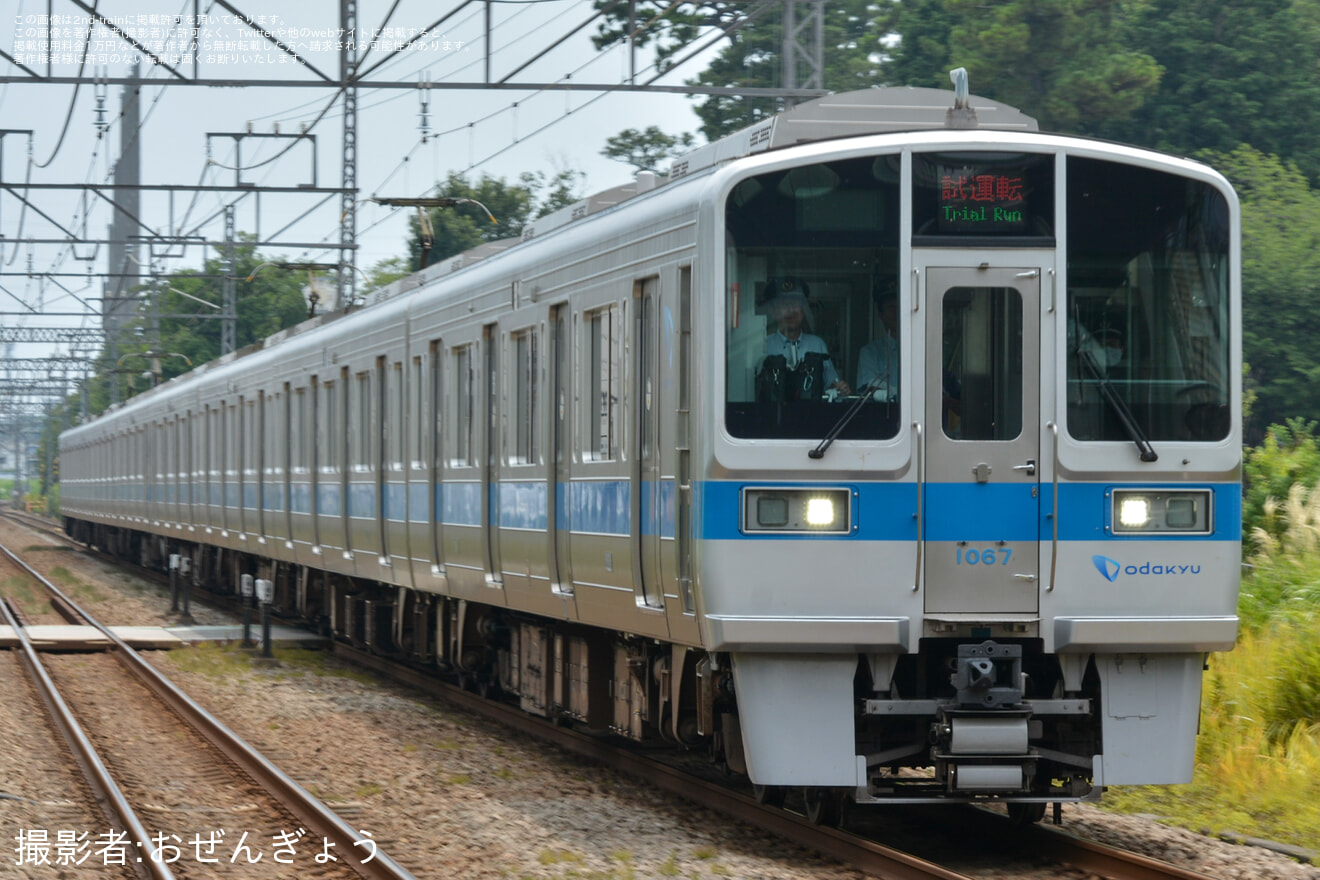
[182,477,1238,544]
[699,481,1241,542]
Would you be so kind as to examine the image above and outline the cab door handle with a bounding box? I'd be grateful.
[1012,459,1036,475]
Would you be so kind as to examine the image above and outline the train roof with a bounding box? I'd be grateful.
[366,84,1038,308]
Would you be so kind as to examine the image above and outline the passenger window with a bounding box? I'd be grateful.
[412,356,425,469]
[292,388,308,472]
[322,380,338,473]
[513,328,538,464]
[355,370,372,470]
[587,304,621,460]
[454,345,474,466]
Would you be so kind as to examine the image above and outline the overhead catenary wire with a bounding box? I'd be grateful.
[7,1,732,334]
[15,0,206,311]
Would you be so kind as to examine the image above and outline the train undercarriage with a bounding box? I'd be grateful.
[71,520,1103,824]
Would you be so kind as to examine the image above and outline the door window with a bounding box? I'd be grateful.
[941,287,1023,441]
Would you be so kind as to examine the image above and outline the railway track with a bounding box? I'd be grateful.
[3,513,1229,880]
[0,538,416,880]
[334,642,1225,880]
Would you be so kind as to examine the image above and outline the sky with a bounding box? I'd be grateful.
[0,0,718,370]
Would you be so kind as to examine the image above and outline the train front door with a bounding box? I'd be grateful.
[922,266,1040,615]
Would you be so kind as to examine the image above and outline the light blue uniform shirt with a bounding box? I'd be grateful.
[764,331,839,389]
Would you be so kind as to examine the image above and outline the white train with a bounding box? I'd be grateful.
[60,80,1241,824]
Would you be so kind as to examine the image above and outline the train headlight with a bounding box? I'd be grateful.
[742,487,851,534]
[806,497,836,526]
[1111,489,1213,534]
[1118,496,1151,529]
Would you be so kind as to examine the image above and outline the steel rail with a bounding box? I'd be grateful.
[0,540,417,880]
[959,807,1220,880]
[1022,823,1221,880]
[0,580,176,880]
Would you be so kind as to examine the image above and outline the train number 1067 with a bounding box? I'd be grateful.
[955,547,1013,565]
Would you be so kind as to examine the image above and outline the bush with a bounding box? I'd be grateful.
[1244,419,1320,553]
[1241,479,1320,628]
[1267,617,1320,739]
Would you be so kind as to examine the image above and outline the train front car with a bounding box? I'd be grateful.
[700,98,1240,816]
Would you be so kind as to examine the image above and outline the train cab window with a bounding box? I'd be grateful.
[724,155,902,440]
[1066,158,1231,443]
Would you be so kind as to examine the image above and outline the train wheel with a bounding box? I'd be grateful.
[802,787,843,827]
[753,784,786,808]
[1007,802,1046,825]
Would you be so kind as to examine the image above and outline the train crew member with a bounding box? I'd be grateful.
[1068,318,1124,376]
[856,283,900,401]
[762,277,850,396]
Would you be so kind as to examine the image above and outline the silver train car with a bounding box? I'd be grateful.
[60,84,1241,822]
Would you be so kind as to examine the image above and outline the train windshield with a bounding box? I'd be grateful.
[1066,158,1232,443]
[724,156,903,440]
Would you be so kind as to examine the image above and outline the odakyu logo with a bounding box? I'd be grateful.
[1092,555,1202,582]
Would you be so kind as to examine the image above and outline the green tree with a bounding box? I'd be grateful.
[154,241,311,375]
[1105,0,1320,182]
[595,1,884,141]
[406,170,585,269]
[880,0,959,91]
[1207,145,1320,436]
[601,126,696,173]
[525,167,586,217]
[72,239,312,413]
[360,255,413,299]
[885,0,1162,135]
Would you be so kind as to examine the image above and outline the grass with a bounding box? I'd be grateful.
[166,642,254,678]
[47,565,106,603]
[1,575,40,607]
[279,647,379,683]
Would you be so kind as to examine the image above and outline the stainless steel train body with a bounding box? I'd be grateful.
[59,86,1241,813]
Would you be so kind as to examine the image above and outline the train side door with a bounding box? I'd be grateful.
[548,306,576,600]
[482,324,504,589]
[923,266,1040,614]
[633,277,665,612]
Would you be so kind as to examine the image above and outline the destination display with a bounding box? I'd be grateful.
[938,166,1027,232]
[913,153,1054,239]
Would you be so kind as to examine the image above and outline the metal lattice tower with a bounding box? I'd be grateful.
[222,205,237,355]
[782,1,826,109]
[340,0,358,311]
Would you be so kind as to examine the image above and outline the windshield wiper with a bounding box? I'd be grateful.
[809,381,884,459]
[1079,350,1158,462]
